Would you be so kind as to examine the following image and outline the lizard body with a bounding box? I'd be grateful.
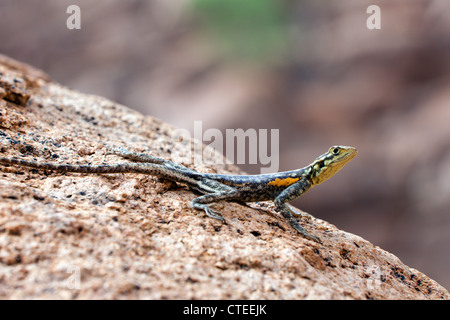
[0,145,357,242]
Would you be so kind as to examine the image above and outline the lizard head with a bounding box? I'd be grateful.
[310,146,357,186]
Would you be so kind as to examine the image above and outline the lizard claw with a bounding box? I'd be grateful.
[287,205,313,221]
[204,206,224,221]
[290,221,321,243]
[191,202,224,221]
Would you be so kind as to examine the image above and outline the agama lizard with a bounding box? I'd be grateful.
[0,145,357,242]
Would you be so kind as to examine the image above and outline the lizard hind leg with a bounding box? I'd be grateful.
[190,187,240,222]
[191,202,224,221]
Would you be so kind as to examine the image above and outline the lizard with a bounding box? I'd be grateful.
[0,145,357,242]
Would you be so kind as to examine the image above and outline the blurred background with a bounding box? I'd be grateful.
[1,0,450,290]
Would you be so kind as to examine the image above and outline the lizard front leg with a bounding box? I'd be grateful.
[273,180,321,242]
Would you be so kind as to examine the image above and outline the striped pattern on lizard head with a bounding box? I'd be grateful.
[310,146,357,186]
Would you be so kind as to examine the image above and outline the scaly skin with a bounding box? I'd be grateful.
[0,145,357,242]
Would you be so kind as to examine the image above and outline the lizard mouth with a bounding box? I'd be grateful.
[333,146,357,167]
[340,146,357,160]
[311,146,357,185]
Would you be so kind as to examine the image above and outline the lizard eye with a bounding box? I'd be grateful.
[332,147,340,154]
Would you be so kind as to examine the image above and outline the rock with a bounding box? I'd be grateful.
[0,55,448,299]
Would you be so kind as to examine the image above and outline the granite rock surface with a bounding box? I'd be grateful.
[0,55,448,299]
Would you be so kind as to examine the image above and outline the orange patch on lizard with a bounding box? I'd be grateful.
[267,177,299,187]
